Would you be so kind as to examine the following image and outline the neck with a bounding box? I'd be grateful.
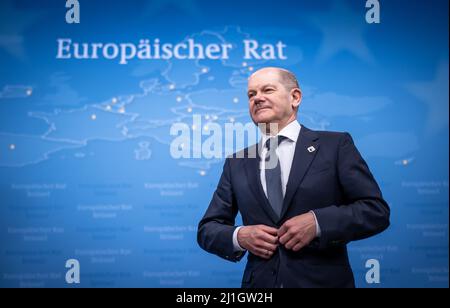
[262,116,296,136]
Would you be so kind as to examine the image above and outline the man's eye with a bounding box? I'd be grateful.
[265,88,274,93]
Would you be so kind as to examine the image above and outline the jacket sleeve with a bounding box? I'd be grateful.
[197,158,245,262]
[313,133,390,249]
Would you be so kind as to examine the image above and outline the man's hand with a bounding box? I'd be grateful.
[237,225,278,259]
[278,212,317,251]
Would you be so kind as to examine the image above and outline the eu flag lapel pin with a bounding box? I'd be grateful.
[307,146,316,153]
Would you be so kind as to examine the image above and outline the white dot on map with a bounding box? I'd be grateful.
[91,114,97,120]
[176,96,182,102]
[112,97,118,104]
[9,144,16,150]
[201,68,208,73]
[248,66,254,72]
[199,170,206,176]
[105,105,112,111]
[26,89,33,96]
[118,108,125,114]
[187,107,193,113]
[242,62,248,67]
[402,160,408,166]
[233,97,239,103]
[169,84,176,90]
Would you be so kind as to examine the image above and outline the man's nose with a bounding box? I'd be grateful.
[253,93,265,104]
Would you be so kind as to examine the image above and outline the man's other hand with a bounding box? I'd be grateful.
[278,212,316,251]
[237,225,278,259]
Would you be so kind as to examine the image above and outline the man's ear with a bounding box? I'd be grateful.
[291,88,302,109]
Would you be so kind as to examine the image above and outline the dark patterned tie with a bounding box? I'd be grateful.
[264,136,287,217]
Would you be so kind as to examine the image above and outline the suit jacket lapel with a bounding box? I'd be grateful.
[244,144,279,225]
[279,126,320,219]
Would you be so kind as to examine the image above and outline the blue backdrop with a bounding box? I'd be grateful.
[0,0,448,288]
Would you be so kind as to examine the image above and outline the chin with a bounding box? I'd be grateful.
[253,115,275,125]
[252,110,276,124]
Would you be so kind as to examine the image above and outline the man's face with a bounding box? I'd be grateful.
[247,69,297,126]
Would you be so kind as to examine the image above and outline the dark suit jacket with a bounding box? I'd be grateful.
[197,125,390,288]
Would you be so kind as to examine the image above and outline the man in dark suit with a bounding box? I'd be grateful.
[197,67,390,288]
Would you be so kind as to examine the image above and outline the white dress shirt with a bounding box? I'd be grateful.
[232,120,321,251]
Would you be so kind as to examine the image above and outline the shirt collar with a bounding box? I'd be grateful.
[261,120,301,146]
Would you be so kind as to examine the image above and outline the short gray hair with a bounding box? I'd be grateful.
[278,68,300,91]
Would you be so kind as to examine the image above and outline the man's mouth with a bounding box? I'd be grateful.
[255,106,271,113]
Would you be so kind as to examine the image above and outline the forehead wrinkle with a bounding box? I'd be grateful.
[248,82,279,92]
